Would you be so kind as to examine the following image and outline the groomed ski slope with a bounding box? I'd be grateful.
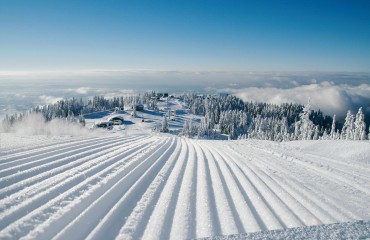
[0,135,369,239]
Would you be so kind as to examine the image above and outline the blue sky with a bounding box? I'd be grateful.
[1,0,370,72]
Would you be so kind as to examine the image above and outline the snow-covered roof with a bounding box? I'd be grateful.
[107,115,124,121]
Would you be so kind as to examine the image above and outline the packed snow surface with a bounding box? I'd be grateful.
[0,132,369,239]
[203,220,370,240]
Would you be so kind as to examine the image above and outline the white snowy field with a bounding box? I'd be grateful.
[0,132,369,239]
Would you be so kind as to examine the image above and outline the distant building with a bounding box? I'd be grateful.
[93,121,113,130]
[134,104,144,111]
[107,115,124,125]
[169,110,176,120]
[156,93,163,99]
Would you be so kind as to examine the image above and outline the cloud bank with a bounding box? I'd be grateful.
[223,82,370,118]
[1,70,369,120]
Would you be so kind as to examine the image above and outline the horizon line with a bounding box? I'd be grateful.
[1,69,370,76]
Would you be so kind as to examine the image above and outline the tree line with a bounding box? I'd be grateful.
[2,92,369,141]
[180,93,369,141]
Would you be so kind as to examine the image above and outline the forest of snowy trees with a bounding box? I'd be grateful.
[1,92,159,131]
[2,91,369,142]
[180,93,369,141]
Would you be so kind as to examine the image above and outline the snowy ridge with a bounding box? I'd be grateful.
[0,136,369,239]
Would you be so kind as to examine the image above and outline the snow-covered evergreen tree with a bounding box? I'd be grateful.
[322,128,329,140]
[182,119,197,137]
[132,98,137,117]
[354,107,366,140]
[229,123,237,140]
[313,126,319,140]
[296,99,315,140]
[342,111,354,140]
[294,120,300,140]
[161,115,169,133]
[197,117,208,138]
[281,117,289,141]
[330,115,336,140]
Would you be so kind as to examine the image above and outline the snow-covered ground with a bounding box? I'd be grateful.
[204,220,370,239]
[0,98,369,239]
[1,133,369,239]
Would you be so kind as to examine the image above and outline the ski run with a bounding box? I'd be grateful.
[0,134,369,239]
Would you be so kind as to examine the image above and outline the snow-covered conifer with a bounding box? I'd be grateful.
[322,129,329,140]
[294,120,300,140]
[197,117,208,138]
[161,115,169,133]
[330,115,336,140]
[281,117,289,141]
[182,118,196,137]
[354,107,366,140]
[132,98,137,117]
[313,126,319,140]
[229,123,237,140]
[342,111,354,140]
[299,99,314,140]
